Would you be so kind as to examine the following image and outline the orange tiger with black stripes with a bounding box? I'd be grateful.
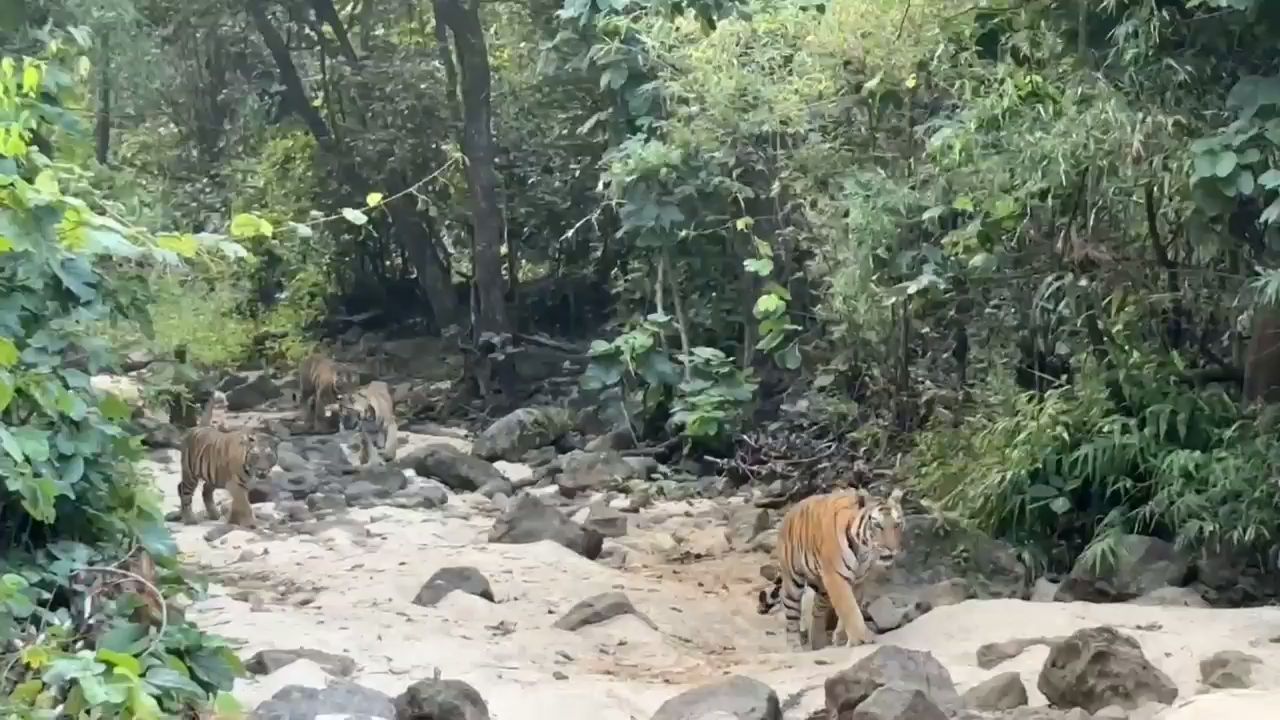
[757,486,905,649]
[298,352,360,433]
[177,391,278,528]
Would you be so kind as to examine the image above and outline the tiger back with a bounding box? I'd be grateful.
[298,353,358,432]
[337,380,398,466]
[178,422,277,529]
[757,487,905,650]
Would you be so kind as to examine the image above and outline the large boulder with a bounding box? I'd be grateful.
[555,450,641,498]
[1055,535,1190,602]
[844,687,946,720]
[405,444,506,493]
[1037,626,1178,713]
[888,514,1028,600]
[487,493,603,559]
[824,646,962,718]
[471,406,573,462]
[251,680,395,720]
[650,675,781,720]
[393,673,490,720]
[412,567,494,607]
[226,373,282,411]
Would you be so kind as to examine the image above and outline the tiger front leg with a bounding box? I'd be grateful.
[178,475,199,525]
[822,570,871,647]
[226,483,256,529]
[202,480,220,521]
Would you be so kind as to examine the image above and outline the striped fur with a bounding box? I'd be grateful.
[757,487,905,649]
[298,353,359,432]
[337,380,398,466]
[178,394,277,527]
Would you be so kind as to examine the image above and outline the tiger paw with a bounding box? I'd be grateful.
[180,513,198,525]
[843,634,871,647]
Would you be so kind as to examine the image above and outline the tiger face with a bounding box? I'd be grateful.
[865,487,906,569]
[243,433,278,479]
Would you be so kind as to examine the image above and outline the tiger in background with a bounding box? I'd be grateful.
[757,486,906,649]
[337,380,399,467]
[177,392,278,528]
[298,352,360,433]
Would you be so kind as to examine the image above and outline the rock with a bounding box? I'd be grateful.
[246,649,357,678]
[476,478,513,499]
[1130,586,1208,608]
[1055,535,1189,603]
[308,493,348,512]
[393,674,490,720]
[977,637,1060,670]
[727,508,771,549]
[583,427,634,453]
[1030,577,1059,602]
[276,500,313,523]
[824,646,962,717]
[1162,689,1280,719]
[889,514,1028,599]
[650,675,782,720]
[553,591,655,631]
[555,450,639,498]
[679,526,731,559]
[136,416,183,449]
[251,680,395,720]
[406,444,506,493]
[623,455,660,478]
[488,493,603,560]
[412,567,494,607]
[583,502,628,538]
[1037,626,1178,712]
[226,373,282,412]
[276,472,323,500]
[390,483,449,510]
[988,708,1090,720]
[963,672,1028,712]
[358,467,409,495]
[863,582,964,633]
[845,686,946,720]
[344,480,386,508]
[277,447,309,472]
[471,406,573,462]
[1200,650,1262,689]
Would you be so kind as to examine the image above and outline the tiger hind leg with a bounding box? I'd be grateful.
[779,571,807,651]
[178,471,199,525]
[202,479,220,521]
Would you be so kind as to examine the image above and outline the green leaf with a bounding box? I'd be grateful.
[776,342,802,370]
[98,393,132,422]
[952,196,975,212]
[752,294,786,319]
[967,252,997,272]
[366,192,384,207]
[1237,169,1256,195]
[0,337,18,366]
[287,221,314,238]
[144,667,207,698]
[96,622,148,654]
[1048,496,1072,515]
[341,208,369,226]
[1214,151,1238,178]
[0,427,23,462]
[743,257,773,276]
[0,372,13,413]
[921,205,947,221]
[1262,198,1280,225]
[95,649,142,677]
[1258,169,1280,189]
[213,691,244,719]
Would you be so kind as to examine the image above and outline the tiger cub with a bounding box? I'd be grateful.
[757,487,905,649]
[337,380,399,467]
[298,353,359,432]
[177,394,278,527]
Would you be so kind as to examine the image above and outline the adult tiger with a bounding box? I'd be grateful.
[337,380,399,467]
[757,487,905,649]
[298,352,359,432]
[177,393,278,527]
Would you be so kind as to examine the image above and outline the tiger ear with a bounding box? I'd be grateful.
[854,487,872,505]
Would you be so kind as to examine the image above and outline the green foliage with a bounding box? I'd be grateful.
[0,19,252,719]
[911,358,1280,570]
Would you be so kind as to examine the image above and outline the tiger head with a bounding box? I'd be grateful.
[864,486,906,569]
[243,432,278,479]
[337,390,377,435]
[333,362,361,396]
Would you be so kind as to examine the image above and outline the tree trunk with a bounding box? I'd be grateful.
[94,30,110,165]
[391,203,459,328]
[433,0,509,337]
[1243,304,1280,406]
[246,0,332,145]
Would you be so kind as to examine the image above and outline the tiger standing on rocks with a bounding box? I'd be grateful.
[298,352,359,433]
[177,391,278,528]
[337,380,399,467]
[757,487,906,650]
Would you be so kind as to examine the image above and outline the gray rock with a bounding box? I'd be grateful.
[251,680,395,720]
[583,427,635,453]
[344,480,385,507]
[847,686,947,720]
[889,514,1028,599]
[963,672,1028,711]
[405,444,506,492]
[554,591,655,631]
[471,406,573,462]
[623,455,660,478]
[1199,649,1261,689]
[357,467,409,496]
[555,450,640,498]
[1129,586,1208,608]
[583,502,628,538]
[477,478,514,499]
[390,483,449,510]
[412,567,495,607]
[727,508,771,549]
[488,493,603,559]
[824,646,962,718]
[393,674,490,720]
[1038,626,1178,712]
[276,500,313,523]
[650,675,781,720]
[1056,535,1189,603]
[276,472,322,500]
[245,648,357,677]
[307,493,348,512]
[226,374,281,412]
[977,637,1060,670]
[277,447,309,472]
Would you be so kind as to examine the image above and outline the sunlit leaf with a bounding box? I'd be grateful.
[340,208,369,226]
[365,192,384,207]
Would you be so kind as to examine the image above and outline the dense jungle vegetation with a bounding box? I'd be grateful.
[7,0,1280,715]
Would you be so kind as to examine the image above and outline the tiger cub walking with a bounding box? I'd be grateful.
[337,380,399,467]
[298,353,359,432]
[757,487,905,649]
[177,393,278,528]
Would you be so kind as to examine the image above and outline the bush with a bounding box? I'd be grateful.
[910,353,1280,573]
